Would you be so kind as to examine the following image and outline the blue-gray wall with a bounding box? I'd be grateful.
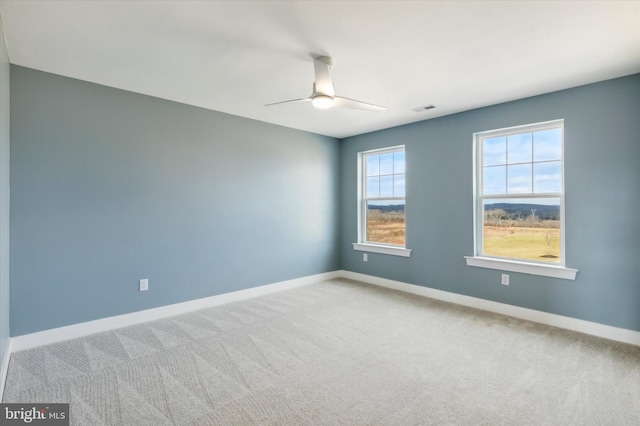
[340,74,640,332]
[0,14,10,366]
[8,64,640,337]
[10,66,340,336]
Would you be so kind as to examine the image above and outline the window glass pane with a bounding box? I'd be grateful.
[380,175,393,197]
[366,176,379,197]
[482,198,560,263]
[507,164,532,194]
[534,128,562,161]
[394,151,406,174]
[394,174,405,197]
[483,165,506,194]
[534,161,562,193]
[366,155,379,176]
[366,200,405,246]
[379,153,394,175]
[483,136,506,166]
[507,133,532,164]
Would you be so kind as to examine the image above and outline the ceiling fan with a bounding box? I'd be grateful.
[265,56,386,112]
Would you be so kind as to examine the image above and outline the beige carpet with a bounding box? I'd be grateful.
[3,278,640,425]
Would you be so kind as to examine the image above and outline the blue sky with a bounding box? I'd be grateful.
[366,151,405,198]
[483,128,562,195]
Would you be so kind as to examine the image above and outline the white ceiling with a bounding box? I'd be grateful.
[1,1,639,139]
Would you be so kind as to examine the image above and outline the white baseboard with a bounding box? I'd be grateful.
[0,338,11,402]
[2,269,639,399]
[10,271,341,352]
[7,269,640,355]
[340,270,640,347]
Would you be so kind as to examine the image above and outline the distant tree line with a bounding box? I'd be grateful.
[484,203,559,228]
[367,204,405,213]
[485,203,559,220]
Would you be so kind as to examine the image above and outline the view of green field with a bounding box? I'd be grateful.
[484,224,560,262]
[366,209,561,263]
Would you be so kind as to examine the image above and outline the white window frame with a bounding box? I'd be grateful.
[465,119,577,280]
[353,145,411,257]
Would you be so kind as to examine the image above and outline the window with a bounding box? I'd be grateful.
[353,146,411,257]
[466,119,577,279]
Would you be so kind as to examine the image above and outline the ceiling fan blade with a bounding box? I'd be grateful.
[334,96,386,112]
[264,98,310,107]
[313,56,335,97]
[265,56,383,112]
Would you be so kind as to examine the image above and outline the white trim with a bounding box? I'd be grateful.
[0,338,11,402]
[358,145,406,156]
[358,145,406,247]
[474,119,567,265]
[6,269,636,357]
[11,271,339,352]
[340,270,639,347]
[464,256,577,280]
[474,119,565,139]
[353,243,412,257]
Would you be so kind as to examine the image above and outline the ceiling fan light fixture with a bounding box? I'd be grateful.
[265,56,385,112]
[311,95,334,109]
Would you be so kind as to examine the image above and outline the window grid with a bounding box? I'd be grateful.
[364,151,405,200]
[482,134,563,195]
[475,120,565,265]
[359,146,406,247]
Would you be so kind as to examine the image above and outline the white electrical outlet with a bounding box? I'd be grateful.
[501,274,509,286]
[363,253,368,262]
[139,278,149,292]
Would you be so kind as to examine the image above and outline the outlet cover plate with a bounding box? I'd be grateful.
[501,274,509,286]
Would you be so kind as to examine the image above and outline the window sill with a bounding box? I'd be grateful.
[353,243,412,258]
[464,256,577,280]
